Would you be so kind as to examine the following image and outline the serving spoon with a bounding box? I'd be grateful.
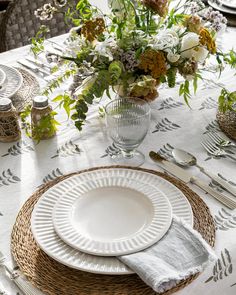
[172,148,236,197]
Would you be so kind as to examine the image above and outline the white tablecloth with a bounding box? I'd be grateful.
[1,13,236,295]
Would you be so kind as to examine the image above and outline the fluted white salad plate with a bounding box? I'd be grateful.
[221,0,236,9]
[0,68,6,89]
[208,0,236,14]
[52,174,172,256]
[0,65,23,98]
[31,168,193,275]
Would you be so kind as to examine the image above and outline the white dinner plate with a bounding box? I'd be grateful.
[31,168,193,275]
[53,175,172,256]
[0,65,23,98]
[221,0,236,9]
[208,0,236,14]
[0,68,6,88]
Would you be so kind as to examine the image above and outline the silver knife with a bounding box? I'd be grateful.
[25,56,51,70]
[17,59,49,76]
[149,151,236,209]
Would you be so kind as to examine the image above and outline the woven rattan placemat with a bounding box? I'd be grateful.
[11,68,39,113]
[11,166,215,295]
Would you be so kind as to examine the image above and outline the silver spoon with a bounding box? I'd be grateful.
[172,148,236,197]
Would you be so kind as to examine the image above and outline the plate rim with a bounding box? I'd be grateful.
[220,0,236,9]
[0,68,6,87]
[0,64,23,97]
[31,167,193,275]
[208,0,236,14]
[52,178,173,256]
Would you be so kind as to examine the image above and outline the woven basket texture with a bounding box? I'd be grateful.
[0,0,77,52]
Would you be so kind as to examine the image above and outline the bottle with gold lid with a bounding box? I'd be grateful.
[0,98,21,142]
[31,96,56,140]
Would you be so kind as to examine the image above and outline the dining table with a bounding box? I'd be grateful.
[0,1,236,294]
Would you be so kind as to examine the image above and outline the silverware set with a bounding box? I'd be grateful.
[202,132,236,161]
[0,251,42,295]
[149,131,236,209]
[16,42,64,82]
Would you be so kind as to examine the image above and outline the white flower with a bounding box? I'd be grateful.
[180,32,208,62]
[93,39,114,61]
[167,52,180,63]
[193,47,208,63]
[152,29,179,52]
[108,0,125,18]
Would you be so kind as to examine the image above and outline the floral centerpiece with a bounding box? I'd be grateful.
[29,0,236,132]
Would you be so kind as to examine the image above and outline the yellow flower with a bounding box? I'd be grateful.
[81,18,105,42]
[199,28,216,54]
[139,49,167,79]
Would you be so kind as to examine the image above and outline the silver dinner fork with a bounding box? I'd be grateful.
[202,139,236,161]
[0,251,42,295]
[207,132,236,149]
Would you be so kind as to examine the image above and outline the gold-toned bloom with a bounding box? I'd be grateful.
[199,28,216,54]
[139,49,167,79]
[129,75,158,101]
[143,0,168,17]
[184,15,202,34]
[178,59,198,77]
[81,18,105,42]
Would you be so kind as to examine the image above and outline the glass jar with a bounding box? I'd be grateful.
[31,96,56,140]
[0,98,21,142]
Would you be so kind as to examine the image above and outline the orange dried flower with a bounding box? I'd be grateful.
[199,28,216,54]
[143,0,168,17]
[139,49,167,79]
[81,18,105,42]
[184,15,202,34]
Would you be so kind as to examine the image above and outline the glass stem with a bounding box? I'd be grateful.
[121,150,135,159]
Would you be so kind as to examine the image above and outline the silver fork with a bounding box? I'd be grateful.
[0,251,42,295]
[208,132,236,149]
[202,139,236,161]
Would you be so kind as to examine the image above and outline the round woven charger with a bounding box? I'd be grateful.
[11,68,39,113]
[11,166,215,295]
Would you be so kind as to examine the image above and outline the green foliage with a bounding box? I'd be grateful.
[218,88,236,113]
[64,0,96,26]
[53,92,75,118]
[20,105,60,141]
[74,71,110,130]
[42,68,77,96]
[32,111,60,142]
[30,25,49,56]
[193,73,202,94]
[108,61,123,84]
[179,80,191,107]
[223,50,236,69]
[167,9,186,28]
[167,67,177,88]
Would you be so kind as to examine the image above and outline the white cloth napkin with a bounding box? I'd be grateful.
[119,217,217,294]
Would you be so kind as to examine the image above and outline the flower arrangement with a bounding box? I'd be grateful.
[30,0,236,132]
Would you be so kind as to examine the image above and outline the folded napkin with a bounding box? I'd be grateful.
[119,217,217,294]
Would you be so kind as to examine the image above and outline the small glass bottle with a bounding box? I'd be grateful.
[31,96,56,140]
[0,98,21,142]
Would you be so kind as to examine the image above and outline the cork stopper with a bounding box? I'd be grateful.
[0,98,12,111]
[33,96,49,108]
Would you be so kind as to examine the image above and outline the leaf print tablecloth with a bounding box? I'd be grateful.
[0,25,236,295]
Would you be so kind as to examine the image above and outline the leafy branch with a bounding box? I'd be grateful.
[42,67,77,96]
[30,25,49,56]
[179,80,191,107]
[73,70,111,130]
[218,88,236,113]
